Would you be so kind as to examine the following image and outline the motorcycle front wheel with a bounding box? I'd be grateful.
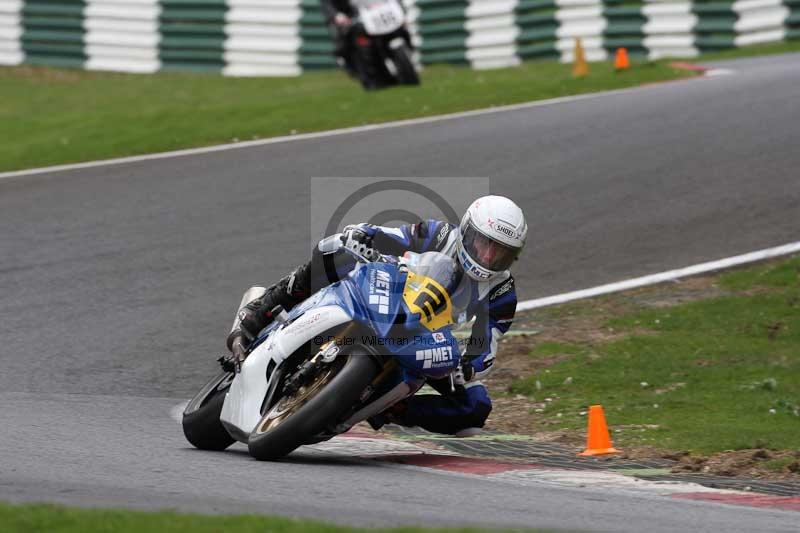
[182,370,236,451]
[390,44,420,86]
[247,348,378,461]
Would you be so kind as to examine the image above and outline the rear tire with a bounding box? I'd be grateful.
[182,370,236,451]
[391,45,420,86]
[247,349,378,461]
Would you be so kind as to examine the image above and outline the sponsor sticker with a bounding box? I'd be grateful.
[496,224,516,238]
[415,346,454,369]
[288,311,324,333]
[490,279,514,301]
[369,269,392,314]
[435,224,450,249]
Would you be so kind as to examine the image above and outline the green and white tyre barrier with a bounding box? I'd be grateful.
[84,0,160,73]
[466,0,520,69]
[556,0,608,63]
[788,0,800,39]
[0,0,799,73]
[223,0,301,76]
[0,0,23,65]
[643,1,699,60]
[20,0,87,68]
[734,0,790,46]
[415,0,468,64]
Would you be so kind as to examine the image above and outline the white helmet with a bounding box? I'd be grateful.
[457,196,527,281]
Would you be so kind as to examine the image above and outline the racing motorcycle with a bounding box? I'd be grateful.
[344,0,420,89]
[182,246,468,461]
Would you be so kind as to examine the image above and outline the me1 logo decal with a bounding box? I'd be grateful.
[369,269,392,314]
[415,346,453,369]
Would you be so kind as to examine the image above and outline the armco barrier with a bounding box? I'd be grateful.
[0,0,797,74]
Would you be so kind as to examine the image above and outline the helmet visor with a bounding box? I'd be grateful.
[462,223,520,272]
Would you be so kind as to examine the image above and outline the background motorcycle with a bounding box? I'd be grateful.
[182,248,466,461]
[343,0,420,90]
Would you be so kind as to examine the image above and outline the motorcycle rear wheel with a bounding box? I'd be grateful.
[247,349,378,461]
[182,370,236,451]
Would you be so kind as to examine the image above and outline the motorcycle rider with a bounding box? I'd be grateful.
[320,0,358,77]
[226,196,527,436]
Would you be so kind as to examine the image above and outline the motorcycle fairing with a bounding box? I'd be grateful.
[220,259,461,441]
[346,261,462,380]
[219,304,352,440]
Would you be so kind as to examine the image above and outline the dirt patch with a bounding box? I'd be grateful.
[671,449,800,480]
[625,276,730,308]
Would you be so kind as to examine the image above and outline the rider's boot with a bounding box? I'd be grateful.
[221,264,312,370]
[366,401,409,431]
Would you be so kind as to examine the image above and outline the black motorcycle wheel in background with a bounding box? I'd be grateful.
[182,370,236,451]
[388,44,419,86]
[247,348,379,461]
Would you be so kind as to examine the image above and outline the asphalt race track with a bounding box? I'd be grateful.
[1,54,799,531]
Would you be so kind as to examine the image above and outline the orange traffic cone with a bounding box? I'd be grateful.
[572,38,589,78]
[578,405,620,456]
[614,47,630,71]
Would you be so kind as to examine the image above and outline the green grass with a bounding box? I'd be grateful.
[719,256,800,290]
[694,39,800,61]
[763,457,797,472]
[0,502,549,533]
[511,257,800,454]
[1,60,690,172]
[4,39,800,173]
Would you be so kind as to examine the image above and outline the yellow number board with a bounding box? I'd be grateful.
[402,271,454,332]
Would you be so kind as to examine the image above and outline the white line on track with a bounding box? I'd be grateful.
[706,68,736,76]
[517,240,800,311]
[0,70,732,181]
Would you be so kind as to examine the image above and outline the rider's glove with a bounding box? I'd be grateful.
[452,360,476,386]
[226,329,250,356]
[220,331,249,372]
[231,334,247,362]
[217,329,247,372]
[333,12,352,26]
[341,226,378,261]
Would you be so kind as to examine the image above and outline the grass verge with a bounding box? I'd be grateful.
[492,256,800,474]
[4,40,800,173]
[2,60,689,172]
[694,39,800,61]
[0,502,546,533]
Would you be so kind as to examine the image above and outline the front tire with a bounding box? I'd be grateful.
[182,370,236,451]
[390,44,419,86]
[247,349,378,461]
